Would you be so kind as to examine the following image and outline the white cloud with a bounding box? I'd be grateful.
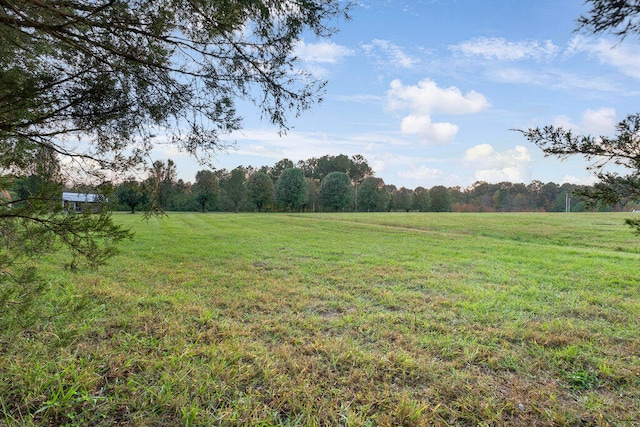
[552,107,617,135]
[386,79,489,144]
[361,39,420,69]
[567,36,640,80]
[225,128,403,168]
[581,108,617,134]
[562,174,599,185]
[295,40,354,63]
[491,67,620,92]
[400,114,458,144]
[465,144,532,183]
[450,37,560,61]
[387,79,490,115]
[552,114,578,130]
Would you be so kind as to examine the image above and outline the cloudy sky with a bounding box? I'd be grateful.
[159,0,640,189]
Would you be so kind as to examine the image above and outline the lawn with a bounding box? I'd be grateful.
[1,212,638,426]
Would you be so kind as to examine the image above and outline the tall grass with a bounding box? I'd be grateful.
[1,212,638,426]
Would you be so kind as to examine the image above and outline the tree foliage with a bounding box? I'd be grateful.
[275,168,307,211]
[0,0,349,175]
[0,0,349,330]
[193,170,219,212]
[520,1,640,232]
[319,172,352,211]
[246,172,274,212]
[221,167,247,212]
[1,155,130,330]
[577,0,640,40]
[115,179,146,213]
[392,187,414,212]
[413,186,431,212]
[357,177,390,212]
[430,186,452,212]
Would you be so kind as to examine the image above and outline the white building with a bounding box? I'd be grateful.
[62,192,105,213]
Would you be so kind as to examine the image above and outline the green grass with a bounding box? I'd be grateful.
[1,212,639,426]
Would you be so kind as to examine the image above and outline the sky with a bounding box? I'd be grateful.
[157,0,640,189]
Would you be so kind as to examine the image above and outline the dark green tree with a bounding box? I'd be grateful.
[538,182,561,212]
[246,172,275,212]
[383,184,398,211]
[429,186,452,212]
[312,154,352,181]
[392,187,414,212]
[269,159,295,183]
[275,168,307,211]
[413,187,431,212]
[358,177,390,212]
[221,167,247,213]
[319,172,352,211]
[192,170,219,212]
[115,179,146,213]
[519,0,640,232]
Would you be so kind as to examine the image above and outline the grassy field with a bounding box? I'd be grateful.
[1,212,639,426]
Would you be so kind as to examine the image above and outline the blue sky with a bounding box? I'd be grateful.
[159,0,640,189]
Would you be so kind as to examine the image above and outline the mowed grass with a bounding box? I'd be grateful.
[1,212,639,426]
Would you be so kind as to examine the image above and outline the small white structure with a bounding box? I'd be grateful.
[62,192,105,213]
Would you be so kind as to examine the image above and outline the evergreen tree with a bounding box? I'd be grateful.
[116,180,146,214]
[275,168,307,211]
[358,177,390,212]
[413,187,431,212]
[430,186,452,212]
[193,170,219,212]
[247,172,275,212]
[319,172,352,211]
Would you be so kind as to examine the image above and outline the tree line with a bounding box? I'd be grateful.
[103,154,636,214]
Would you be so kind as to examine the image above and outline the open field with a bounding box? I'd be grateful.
[1,212,639,426]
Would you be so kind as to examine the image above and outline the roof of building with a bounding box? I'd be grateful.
[62,192,100,203]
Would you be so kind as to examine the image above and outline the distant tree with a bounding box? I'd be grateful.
[304,178,320,212]
[358,177,390,212]
[192,170,219,212]
[413,187,431,212]
[449,186,465,207]
[221,167,247,212]
[348,154,373,210]
[383,184,398,211]
[315,155,341,179]
[393,187,414,212]
[269,159,295,183]
[538,182,560,211]
[116,180,146,213]
[145,159,178,211]
[297,158,318,178]
[275,168,307,211]
[430,186,452,212]
[246,172,275,212]
[319,172,352,211]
